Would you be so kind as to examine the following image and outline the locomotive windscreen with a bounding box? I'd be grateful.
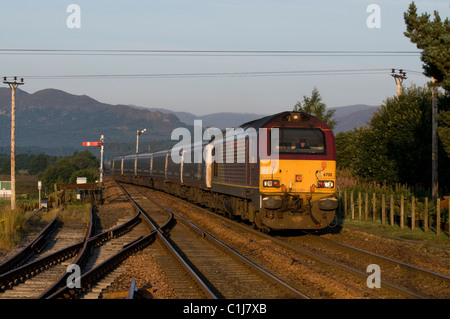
[272,128,326,155]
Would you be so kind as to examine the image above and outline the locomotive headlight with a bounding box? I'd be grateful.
[318,181,334,188]
[263,180,280,187]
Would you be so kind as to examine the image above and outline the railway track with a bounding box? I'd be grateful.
[281,233,450,299]
[44,209,155,299]
[0,206,93,299]
[135,185,450,299]
[0,208,61,275]
[119,183,309,299]
[0,198,157,299]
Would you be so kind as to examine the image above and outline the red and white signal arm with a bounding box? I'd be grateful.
[83,142,102,146]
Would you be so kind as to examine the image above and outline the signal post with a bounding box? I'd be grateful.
[82,135,105,186]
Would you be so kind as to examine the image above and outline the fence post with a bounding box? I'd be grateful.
[390,194,394,226]
[358,192,362,221]
[424,197,429,233]
[344,191,348,218]
[437,198,441,236]
[381,194,386,225]
[373,193,376,223]
[400,195,405,229]
[411,196,415,231]
[364,192,368,222]
[351,191,354,220]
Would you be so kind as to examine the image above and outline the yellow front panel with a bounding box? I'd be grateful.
[260,159,336,200]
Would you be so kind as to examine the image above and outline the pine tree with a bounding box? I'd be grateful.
[404,2,450,91]
[293,87,336,130]
[404,2,450,157]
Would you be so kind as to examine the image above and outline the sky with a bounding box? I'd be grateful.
[0,0,449,116]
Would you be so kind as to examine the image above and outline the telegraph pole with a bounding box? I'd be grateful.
[391,69,407,96]
[3,76,24,211]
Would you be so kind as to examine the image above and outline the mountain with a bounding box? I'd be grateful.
[148,104,380,133]
[0,88,186,158]
[145,108,268,130]
[330,104,380,133]
[0,88,379,160]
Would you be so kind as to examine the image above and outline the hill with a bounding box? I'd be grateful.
[0,88,379,160]
[144,107,267,130]
[0,88,186,158]
[330,104,380,133]
[148,104,380,133]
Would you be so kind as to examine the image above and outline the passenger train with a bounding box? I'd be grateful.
[112,111,338,232]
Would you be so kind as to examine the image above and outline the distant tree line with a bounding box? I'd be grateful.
[0,151,100,193]
[0,153,58,175]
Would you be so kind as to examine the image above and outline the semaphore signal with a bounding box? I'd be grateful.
[82,135,105,186]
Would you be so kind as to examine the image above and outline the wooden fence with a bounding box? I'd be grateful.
[337,191,449,236]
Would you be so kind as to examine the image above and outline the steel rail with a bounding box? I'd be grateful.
[133,185,310,299]
[118,183,218,299]
[0,206,93,294]
[45,229,157,299]
[305,233,450,285]
[41,207,144,299]
[0,203,146,298]
[0,207,63,275]
[143,188,433,299]
[38,206,96,298]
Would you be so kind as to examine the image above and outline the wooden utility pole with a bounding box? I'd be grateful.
[431,77,438,201]
[3,76,24,211]
[391,69,407,96]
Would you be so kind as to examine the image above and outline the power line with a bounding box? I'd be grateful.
[17,68,394,80]
[0,49,421,57]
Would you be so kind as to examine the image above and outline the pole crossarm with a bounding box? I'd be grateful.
[390,69,407,96]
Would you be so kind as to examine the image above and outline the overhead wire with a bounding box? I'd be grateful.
[0,49,424,80]
[0,49,421,57]
[18,69,394,80]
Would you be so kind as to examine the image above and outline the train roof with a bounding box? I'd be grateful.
[238,111,330,130]
[112,111,332,160]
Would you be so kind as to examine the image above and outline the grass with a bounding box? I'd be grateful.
[0,171,92,250]
[0,174,39,199]
[0,202,91,250]
[0,207,30,249]
[59,203,91,224]
[339,217,450,248]
[335,168,450,248]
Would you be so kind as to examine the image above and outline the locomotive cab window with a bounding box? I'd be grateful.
[272,128,326,155]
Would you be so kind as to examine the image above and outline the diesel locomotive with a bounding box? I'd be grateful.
[112,111,338,232]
